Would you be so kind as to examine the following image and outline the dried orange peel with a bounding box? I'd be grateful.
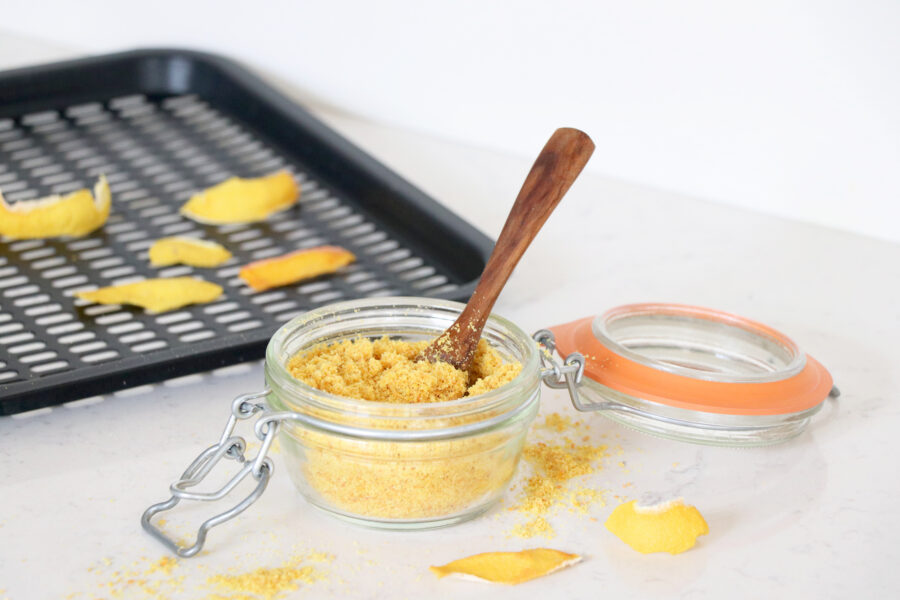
[430,549,581,585]
[605,498,709,555]
[0,176,110,239]
[180,170,299,224]
[75,277,223,313]
[148,237,232,268]
[239,245,355,292]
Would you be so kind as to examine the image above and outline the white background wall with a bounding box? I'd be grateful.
[3,0,898,242]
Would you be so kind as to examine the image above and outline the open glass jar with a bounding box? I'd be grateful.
[142,298,834,557]
[263,298,541,529]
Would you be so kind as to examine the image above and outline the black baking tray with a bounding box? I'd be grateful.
[0,49,493,415]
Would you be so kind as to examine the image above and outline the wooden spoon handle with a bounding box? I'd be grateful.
[425,127,594,368]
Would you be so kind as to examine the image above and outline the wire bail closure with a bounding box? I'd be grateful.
[140,390,277,557]
[533,329,595,411]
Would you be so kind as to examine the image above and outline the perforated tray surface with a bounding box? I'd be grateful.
[0,50,492,415]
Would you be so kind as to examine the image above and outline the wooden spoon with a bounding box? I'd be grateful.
[420,127,595,370]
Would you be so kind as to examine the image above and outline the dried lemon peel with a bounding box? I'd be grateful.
[75,277,223,313]
[181,170,299,224]
[605,498,709,555]
[287,336,521,403]
[148,237,232,268]
[239,245,355,292]
[430,549,582,585]
[508,413,609,538]
[0,175,110,239]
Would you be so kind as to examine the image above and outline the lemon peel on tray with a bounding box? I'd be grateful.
[430,548,582,585]
[75,277,223,313]
[148,237,232,268]
[0,175,110,239]
[605,498,708,555]
[239,245,355,292]
[180,170,299,224]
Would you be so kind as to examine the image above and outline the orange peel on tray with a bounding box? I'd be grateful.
[239,245,355,292]
[148,237,232,268]
[430,549,582,585]
[605,498,709,555]
[180,170,299,224]
[0,176,110,239]
[75,277,223,313]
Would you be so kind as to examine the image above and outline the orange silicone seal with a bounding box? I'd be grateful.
[549,304,833,416]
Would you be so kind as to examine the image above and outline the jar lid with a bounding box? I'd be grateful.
[549,303,834,445]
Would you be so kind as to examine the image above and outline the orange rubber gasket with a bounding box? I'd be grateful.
[550,310,833,416]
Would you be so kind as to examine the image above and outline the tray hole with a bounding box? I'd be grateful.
[83,304,121,316]
[15,294,50,307]
[159,223,197,235]
[107,321,143,335]
[27,256,64,271]
[156,266,193,278]
[0,370,20,382]
[99,266,136,279]
[20,351,57,364]
[115,231,148,243]
[0,323,23,335]
[53,275,89,288]
[81,350,119,364]
[80,247,114,260]
[249,247,284,260]
[276,310,303,322]
[132,340,168,353]
[47,322,82,335]
[43,266,78,278]
[297,281,331,294]
[89,257,124,269]
[71,341,107,354]
[95,312,132,325]
[354,280,388,293]
[168,321,203,334]
[66,238,103,251]
[262,300,299,313]
[228,229,262,242]
[20,247,55,260]
[10,341,45,354]
[180,330,215,343]
[1,332,35,345]
[412,275,449,290]
[228,320,262,333]
[204,302,239,315]
[310,290,344,303]
[250,292,286,305]
[216,311,250,324]
[27,303,63,317]
[4,284,41,298]
[155,311,192,325]
[150,214,182,226]
[0,276,29,289]
[31,360,69,374]
[60,332,96,345]
[105,222,137,234]
[35,313,71,326]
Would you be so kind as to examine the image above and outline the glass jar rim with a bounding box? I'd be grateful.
[264,297,541,425]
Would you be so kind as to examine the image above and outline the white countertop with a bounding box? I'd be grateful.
[1,33,899,600]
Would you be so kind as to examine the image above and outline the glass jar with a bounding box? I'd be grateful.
[263,297,541,529]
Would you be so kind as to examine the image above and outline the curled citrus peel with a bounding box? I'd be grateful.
[0,176,110,239]
[180,170,299,224]
[75,277,223,313]
[239,245,355,292]
[605,498,708,555]
[430,549,581,585]
[148,237,232,268]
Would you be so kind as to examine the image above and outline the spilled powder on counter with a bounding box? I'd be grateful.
[507,413,611,538]
[69,551,331,600]
[206,552,332,600]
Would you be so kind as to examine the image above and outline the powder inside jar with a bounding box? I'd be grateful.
[287,336,522,403]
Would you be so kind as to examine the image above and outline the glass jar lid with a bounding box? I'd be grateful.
[548,303,835,446]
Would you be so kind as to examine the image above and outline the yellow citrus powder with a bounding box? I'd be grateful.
[206,556,328,600]
[277,336,528,521]
[287,336,521,403]
[508,414,610,538]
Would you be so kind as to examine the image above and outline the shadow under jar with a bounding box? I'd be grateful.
[264,297,541,529]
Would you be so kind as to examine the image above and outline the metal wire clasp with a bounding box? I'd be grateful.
[140,389,278,557]
[533,329,593,411]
